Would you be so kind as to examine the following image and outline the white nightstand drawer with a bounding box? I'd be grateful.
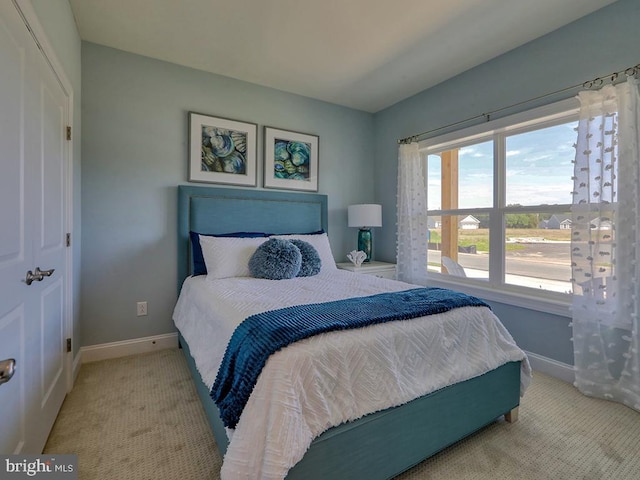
[368,268,396,280]
[336,261,397,280]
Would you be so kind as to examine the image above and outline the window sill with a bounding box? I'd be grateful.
[426,275,571,318]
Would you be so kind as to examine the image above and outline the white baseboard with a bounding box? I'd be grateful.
[80,333,179,364]
[72,350,82,381]
[525,350,575,384]
[78,335,573,385]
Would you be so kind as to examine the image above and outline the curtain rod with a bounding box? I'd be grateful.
[397,63,640,145]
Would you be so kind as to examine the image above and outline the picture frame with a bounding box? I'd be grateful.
[189,112,257,186]
[263,126,319,192]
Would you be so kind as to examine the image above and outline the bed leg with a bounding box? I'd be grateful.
[504,406,519,423]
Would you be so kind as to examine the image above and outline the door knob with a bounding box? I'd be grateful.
[25,269,42,285]
[24,267,54,285]
[35,267,55,278]
[0,358,16,386]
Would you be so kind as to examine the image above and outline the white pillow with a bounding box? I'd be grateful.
[272,232,337,272]
[199,235,267,280]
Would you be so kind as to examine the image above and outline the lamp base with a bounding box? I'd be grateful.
[357,228,372,262]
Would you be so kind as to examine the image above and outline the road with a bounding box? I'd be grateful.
[429,250,573,292]
[428,245,571,282]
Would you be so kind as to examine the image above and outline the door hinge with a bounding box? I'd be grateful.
[66,126,71,141]
[66,338,72,353]
[66,233,71,247]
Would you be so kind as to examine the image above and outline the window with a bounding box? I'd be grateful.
[421,100,579,302]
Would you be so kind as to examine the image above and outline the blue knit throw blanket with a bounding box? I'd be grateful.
[211,287,489,428]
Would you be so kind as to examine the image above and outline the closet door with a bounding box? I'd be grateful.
[0,1,69,454]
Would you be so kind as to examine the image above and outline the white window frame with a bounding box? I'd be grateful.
[419,98,580,316]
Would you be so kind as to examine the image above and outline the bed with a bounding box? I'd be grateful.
[174,185,530,480]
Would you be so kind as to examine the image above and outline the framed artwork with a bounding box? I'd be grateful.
[263,127,319,192]
[189,112,257,186]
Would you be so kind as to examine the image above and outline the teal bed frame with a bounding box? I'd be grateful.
[176,185,521,479]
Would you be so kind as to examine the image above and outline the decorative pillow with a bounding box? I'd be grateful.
[289,239,321,277]
[199,235,267,280]
[272,232,337,272]
[190,231,267,276]
[249,238,302,280]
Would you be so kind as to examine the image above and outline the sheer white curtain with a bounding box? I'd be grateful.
[571,77,640,411]
[396,142,428,285]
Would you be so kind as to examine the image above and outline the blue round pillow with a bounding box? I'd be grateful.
[249,238,301,279]
[290,239,321,277]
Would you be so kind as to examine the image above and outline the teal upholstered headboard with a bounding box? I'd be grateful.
[177,185,328,291]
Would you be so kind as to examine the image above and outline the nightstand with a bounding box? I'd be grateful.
[336,261,397,280]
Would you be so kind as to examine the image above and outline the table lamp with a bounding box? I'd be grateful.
[348,204,382,262]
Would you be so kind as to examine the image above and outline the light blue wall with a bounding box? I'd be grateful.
[31,0,82,356]
[373,0,640,365]
[80,42,374,346]
[33,0,639,361]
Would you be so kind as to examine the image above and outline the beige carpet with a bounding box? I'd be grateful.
[44,349,640,479]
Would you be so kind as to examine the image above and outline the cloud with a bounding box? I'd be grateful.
[505,181,572,205]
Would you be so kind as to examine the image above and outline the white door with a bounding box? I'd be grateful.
[0,1,70,454]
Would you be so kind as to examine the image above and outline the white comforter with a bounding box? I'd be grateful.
[173,270,531,480]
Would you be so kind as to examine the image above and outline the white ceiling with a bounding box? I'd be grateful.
[68,0,616,113]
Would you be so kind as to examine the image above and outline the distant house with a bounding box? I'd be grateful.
[541,214,572,229]
[559,218,572,230]
[427,216,441,229]
[427,215,479,229]
[540,215,612,230]
[459,215,480,230]
[590,217,612,230]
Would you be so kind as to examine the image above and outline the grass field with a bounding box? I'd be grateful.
[429,228,572,252]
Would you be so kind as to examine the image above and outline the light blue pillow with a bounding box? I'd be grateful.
[249,238,302,280]
[290,239,321,277]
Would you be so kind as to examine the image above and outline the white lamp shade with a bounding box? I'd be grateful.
[348,204,382,228]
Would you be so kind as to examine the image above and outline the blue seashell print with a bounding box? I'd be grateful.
[288,173,307,180]
[200,126,249,175]
[210,134,235,157]
[201,146,223,172]
[221,151,246,174]
[283,160,297,175]
[287,141,310,166]
[271,139,311,181]
[274,141,290,161]
[230,131,247,153]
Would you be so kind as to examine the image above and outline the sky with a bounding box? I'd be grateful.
[427,120,578,210]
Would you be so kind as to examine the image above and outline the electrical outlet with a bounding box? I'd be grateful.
[137,301,147,316]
